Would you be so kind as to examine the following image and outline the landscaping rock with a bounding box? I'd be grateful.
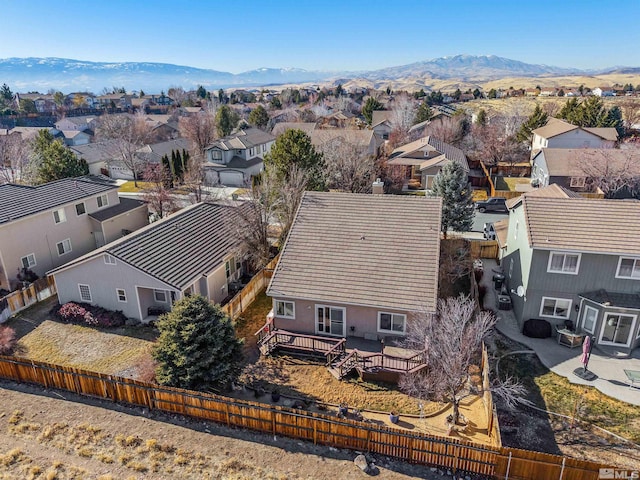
[354,454,368,472]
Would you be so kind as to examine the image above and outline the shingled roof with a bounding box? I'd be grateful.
[0,176,117,225]
[267,192,442,313]
[205,127,275,151]
[389,136,469,172]
[51,202,243,289]
[520,195,640,255]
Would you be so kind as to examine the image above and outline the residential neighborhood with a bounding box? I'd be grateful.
[1,4,640,478]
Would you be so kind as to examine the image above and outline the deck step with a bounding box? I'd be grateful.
[327,367,342,380]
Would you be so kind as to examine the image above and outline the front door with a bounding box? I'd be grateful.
[599,313,637,347]
[316,305,346,337]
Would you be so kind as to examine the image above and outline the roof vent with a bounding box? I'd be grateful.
[360,234,366,240]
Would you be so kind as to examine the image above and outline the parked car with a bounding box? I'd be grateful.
[475,197,507,213]
[483,222,496,240]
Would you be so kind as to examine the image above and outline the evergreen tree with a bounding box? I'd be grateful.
[218,88,225,104]
[153,295,243,390]
[362,97,384,124]
[0,84,12,104]
[334,83,343,97]
[216,105,240,137]
[264,129,325,191]
[161,154,174,188]
[38,140,89,183]
[557,89,565,97]
[270,96,282,109]
[172,150,183,181]
[453,88,462,101]
[604,105,624,136]
[182,149,190,174]
[580,96,608,127]
[475,109,488,126]
[196,85,207,99]
[248,105,269,129]
[487,89,497,99]
[472,88,482,99]
[414,102,433,124]
[516,104,548,143]
[429,161,474,238]
[558,97,582,125]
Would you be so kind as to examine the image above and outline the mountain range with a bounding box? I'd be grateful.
[0,55,638,93]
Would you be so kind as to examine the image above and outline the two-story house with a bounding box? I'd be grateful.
[531,148,640,195]
[502,186,640,353]
[203,127,275,187]
[387,136,470,190]
[530,118,618,158]
[50,202,245,322]
[0,176,148,291]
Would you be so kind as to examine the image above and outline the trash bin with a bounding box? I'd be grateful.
[493,274,505,290]
[498,295,512,310]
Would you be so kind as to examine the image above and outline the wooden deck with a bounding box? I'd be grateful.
[256,327,426,381]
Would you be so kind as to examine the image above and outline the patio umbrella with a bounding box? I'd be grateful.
[580,335,591,370]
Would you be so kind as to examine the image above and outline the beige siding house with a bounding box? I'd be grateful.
[50,202,246,322]
[267,192,442,340]
[0,176,148,291]
[530,118,618,157]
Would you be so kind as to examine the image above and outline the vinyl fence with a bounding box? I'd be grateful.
[0,356,614,479]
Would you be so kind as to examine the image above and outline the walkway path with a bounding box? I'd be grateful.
[480,259,640,406]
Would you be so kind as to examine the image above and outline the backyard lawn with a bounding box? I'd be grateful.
[117,181,153,193]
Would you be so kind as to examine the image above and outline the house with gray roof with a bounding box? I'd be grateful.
[204,127,275,187]
[0,176,148,291]
[267,191,442,340]
[387,136,470,190]
[530,118,618,158]
[50,202,245,322]
[502,185,640,353]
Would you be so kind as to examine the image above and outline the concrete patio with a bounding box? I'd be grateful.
[480,259,640,406]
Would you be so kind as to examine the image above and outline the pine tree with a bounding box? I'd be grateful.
[414,102,433,124]
[196,85,207,99]
[248,105,269,129]
[182,149,190,175]
[558,98,582,125]
[153,295,243,390]
[476,109,488,127]
[172,150,183,181]
[264,129,325,191]
[161,154,173,188]
[216,105,240,137]
[38,141,89,183]
[516,105,548,143]
[362,97,384,124]
[429,161,474,238]
[604,105,624,136]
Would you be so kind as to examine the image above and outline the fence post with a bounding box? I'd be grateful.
[225,402,231,426]
[271,409,276,435]
[505,451,512,480]
[313,419,317,445]
[558,457,565,480]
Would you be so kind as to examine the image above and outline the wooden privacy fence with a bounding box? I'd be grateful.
[0,356,615,479]
[0,277,56,322]
[470,240,500,259]
[221,255,279,320]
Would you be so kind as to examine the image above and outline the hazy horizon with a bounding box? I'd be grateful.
[1,0,638,73]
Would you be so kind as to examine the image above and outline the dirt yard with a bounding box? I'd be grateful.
[0,380,452,480]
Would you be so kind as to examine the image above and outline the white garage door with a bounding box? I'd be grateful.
[219,171,245,187]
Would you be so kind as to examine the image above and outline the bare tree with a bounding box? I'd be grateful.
[388,94,416,136]
[400,295,523,423]
[574,148,640,198]
[334,95,357,114]
[178,109,218,157]
[315,132,376,193]
[621,99,640,133]
[423,115,467,147]
[97,112,153,186]
[233,165,307,270]
[141,163,178,219]
[0,134,31,184]
[467,121,528,169]
[311,100,331,118]
[167,86,189,106]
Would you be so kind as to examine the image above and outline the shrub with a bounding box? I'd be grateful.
[55,303,126,328]
[0,325,17,355]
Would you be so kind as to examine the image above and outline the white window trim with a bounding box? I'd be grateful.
[53,208,66,224]
[598,313,637,348]
[274,300,295,319]
[570,176,586,188]
[56,238,72,256]
[78,284,92,302]
[103,254,117,265]
[539,296,572,319]
[615,256,640,280]
[154,290,168,303]
[581,305,598,334]
[75,202,86,216]
[547,251,581,275]
[21,253,36,269]
[116,288,127,303]
[315,304,346,337]
[377,311,407,334]
[97,194,109,208]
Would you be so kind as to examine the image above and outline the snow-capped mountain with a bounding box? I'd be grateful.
[0,55,632,92]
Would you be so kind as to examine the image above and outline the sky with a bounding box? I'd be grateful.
[1,0,639,73]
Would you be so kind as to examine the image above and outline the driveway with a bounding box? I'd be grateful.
[471,211,509,233]
[480,259,640,406]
